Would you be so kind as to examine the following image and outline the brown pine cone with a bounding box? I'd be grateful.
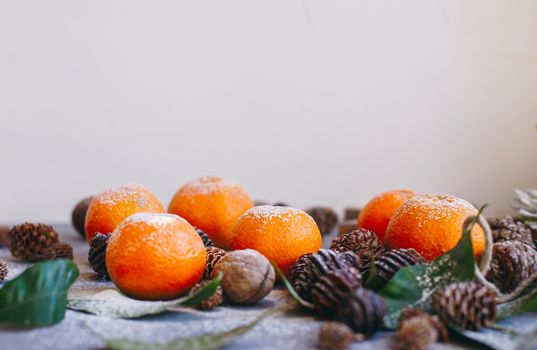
[194,227,214,248]
[203,246,227,280]
[71,196,93,238]
[305,207,339,235]
[88,233,110,280]
[434,282,496,330]
[190,282,223,310]
[41,242,74,260]
[312,271,385,335]
[0,226,10,247]
[330,229,385,272]
[0,259,8,281]
[489,216,533,245]
[289,249,361,302]
[374,248,425,284]
[395,308,448,350]
[318,321,364,350]
[486,240,537,293]
[8,223,60,261]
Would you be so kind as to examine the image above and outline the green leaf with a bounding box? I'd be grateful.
[379,231,476,329]
[93,315,263,350]
[272,263,314,310]
[68,272,223,319]
[0,259,79,326]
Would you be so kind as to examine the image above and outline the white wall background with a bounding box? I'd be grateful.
[0,0,536,222]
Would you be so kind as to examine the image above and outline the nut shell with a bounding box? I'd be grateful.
[211,249,275,304]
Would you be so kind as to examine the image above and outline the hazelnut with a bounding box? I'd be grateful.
[211,249,275,304]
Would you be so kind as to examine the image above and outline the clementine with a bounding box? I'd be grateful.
[106,213,206,300]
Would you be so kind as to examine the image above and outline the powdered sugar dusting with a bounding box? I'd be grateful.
[396,193,475,224]
[96,184,150,206]
[179,176,244,196]
[122,213,181,227]
[243,205,307,224]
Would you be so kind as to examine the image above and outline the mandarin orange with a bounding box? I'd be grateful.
[231,205,322,274]
[106,213,206,300]
[384,194,485,261]
[168,176,253,250]
[357,189,417,240]
[85,184,164,243]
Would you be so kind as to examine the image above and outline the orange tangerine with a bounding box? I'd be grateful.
[385,193,485,261]
[231,205,322,274]
[106,213,206,300]
[85,184,164,243]
[168,176,253,250]
[357,190,417,240]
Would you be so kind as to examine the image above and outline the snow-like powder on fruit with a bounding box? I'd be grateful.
[396,194,475,227]
[123,213,180,227]
[97,184,148,206]
[242,205,306,224]
[179,176,243,196]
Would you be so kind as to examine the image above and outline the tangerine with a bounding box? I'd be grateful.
[357,189,417,240]
[231,205,322,274]
[85,184,164,243]
[384,193,485,261]
[168,176,253,250]
[106,213,206,300]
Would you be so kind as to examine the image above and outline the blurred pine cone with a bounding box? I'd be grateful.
[434,282,496,330]
[41,242,74,260]
[318,321,363,350]
[88,233,110,280]
[486,240,537,293]
[330,229,385,272]
[289,249,361,302]
[374,248,425,284]
[0,259,8,281]
[489,216,533,245]
[312,270,385,335]
[194,227,214,248]
[9,223,60,261]
[191,282,223,310]
[305,207,339,235]
[394,307,448,350]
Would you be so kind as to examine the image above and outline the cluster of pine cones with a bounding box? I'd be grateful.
[291,216,537,347]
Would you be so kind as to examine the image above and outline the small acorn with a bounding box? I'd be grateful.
[71,196,93,238]
[211,249,275,304]
[318,321,364,350]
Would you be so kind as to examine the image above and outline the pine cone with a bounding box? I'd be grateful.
[41,242,74,260]
[0,259,8,281]
[71,196,93,238]
[306,207,339,235]
[312,271,385,335]
[190,282,223,310]
[486,240,537,293]
[394,307,448,350]
[8,223,60,261]
[330,229,385,272]
[203,246,227,280]
[318,321,364,350]
[88,233,110,280]
[289,249,361,302]
[489,216,533,245]
[0,226,10,247]
[434,282,496,330]
[374,248,425,284]
[194,227,214,248]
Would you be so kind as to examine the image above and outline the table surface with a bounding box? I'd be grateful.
[0,224,512,350]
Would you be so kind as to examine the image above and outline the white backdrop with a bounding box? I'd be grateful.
[1,0,536,222]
